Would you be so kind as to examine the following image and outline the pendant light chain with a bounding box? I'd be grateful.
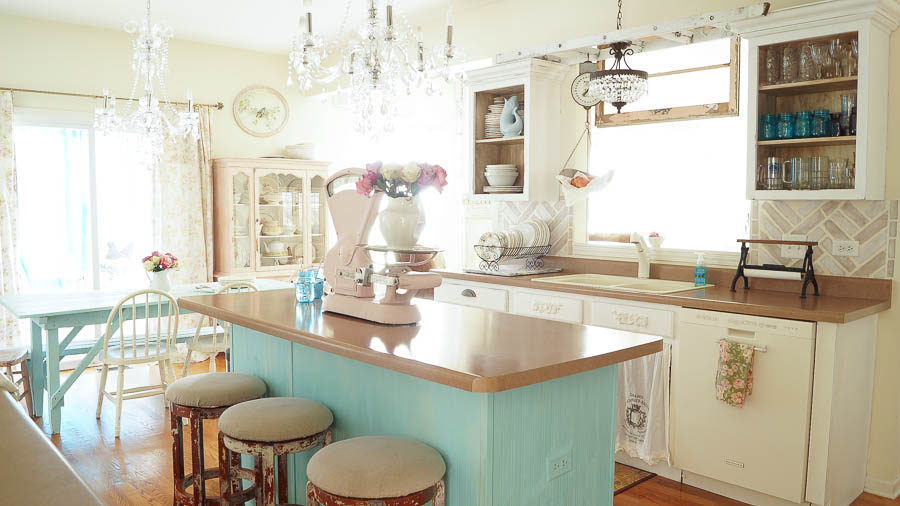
[616,0,623,30]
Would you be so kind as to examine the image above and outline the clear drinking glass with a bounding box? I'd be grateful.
[830,158,849,189]
[782,45,799,83]
[829,38,845,77]
[849,39,859,76]
[799,42,814,81]
[810,156,829,189]
[764,46,782,84]
[766,156,783,190]
[810,43,826,79]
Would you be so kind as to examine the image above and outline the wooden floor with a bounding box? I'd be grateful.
[19,355,896,506]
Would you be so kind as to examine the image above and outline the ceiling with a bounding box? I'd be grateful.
[0,0,467,54]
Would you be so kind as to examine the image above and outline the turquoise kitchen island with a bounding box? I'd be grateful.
[179,289,661,505]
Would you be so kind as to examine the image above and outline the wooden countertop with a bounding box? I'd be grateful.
[437,270,890,324]
[179,289,662,393]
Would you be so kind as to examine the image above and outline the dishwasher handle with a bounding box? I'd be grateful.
[723,328,768,353]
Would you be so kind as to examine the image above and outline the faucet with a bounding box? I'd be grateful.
[629,232,650,279]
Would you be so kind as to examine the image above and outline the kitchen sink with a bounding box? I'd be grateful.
[532,274,711,294]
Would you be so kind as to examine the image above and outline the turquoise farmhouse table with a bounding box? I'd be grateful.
[180,289,661,506]
[0,279,290,433]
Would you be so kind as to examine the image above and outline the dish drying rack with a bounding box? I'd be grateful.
[473,243,552,272]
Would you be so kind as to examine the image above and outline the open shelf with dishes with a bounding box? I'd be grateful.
[213,158,330,281]
[466,58,568,202]
[745,16,892,200]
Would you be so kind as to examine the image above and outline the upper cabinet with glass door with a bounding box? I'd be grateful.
[213,158,330,281]
[741,0,900,200]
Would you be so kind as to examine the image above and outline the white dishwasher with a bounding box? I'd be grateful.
[671,308,816,504]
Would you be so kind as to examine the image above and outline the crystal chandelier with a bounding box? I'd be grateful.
[94,0,200,165]
[287,0,464,136]
[588,0,648,113]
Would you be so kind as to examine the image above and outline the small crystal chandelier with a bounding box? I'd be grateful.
[287,0,464,136]
[588,0,648,113]
[94,0,200,165]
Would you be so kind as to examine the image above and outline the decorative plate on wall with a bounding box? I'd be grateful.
[233,85,289,137]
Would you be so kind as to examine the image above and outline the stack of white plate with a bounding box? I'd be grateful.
[484,96,524,139]
[477,219,551,259]
[285,142,318,160]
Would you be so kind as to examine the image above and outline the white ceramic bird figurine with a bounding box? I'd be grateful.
[499,96,523,137]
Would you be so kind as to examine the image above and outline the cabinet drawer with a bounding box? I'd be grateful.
[588,301,675,337]
[434,282,508,312]
[511,290,583,323]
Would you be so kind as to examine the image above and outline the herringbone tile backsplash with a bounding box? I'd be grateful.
[751,200,899,279]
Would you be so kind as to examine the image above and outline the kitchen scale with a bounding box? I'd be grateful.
[321,168,443,325]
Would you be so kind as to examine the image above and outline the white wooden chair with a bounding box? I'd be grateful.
[181,282,258,377]
[95,289,179,438]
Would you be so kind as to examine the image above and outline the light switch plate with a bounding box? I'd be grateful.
[781,234,806,259]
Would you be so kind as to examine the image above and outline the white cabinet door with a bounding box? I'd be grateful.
[671,309,815,503]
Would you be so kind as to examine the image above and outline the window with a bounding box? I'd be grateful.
[13,109,154,294]
[580,38,749,260]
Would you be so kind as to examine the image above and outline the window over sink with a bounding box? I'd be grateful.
[578,38,750,262]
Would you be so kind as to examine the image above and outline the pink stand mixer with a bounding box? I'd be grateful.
[321,168,443,325]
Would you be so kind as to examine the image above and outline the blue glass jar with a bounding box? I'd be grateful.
[810,109,829,137]
[793,111,811,138]
[313,271,324,300]
[759,114,777,141]
[295,269,316,303]
[776,112,794,139]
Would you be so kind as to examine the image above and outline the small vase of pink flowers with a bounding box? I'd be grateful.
[356,161,448,248]
[142,251,179,292]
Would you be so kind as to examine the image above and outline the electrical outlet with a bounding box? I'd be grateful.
[546,448,574,481]
[833,240,859,257]
[781,234,807,259]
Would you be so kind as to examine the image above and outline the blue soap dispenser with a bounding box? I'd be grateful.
[694,252,707,286]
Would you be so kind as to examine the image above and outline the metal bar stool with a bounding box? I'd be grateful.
[0,346,32,415]
[166,372,267,506]
[306,436,446,506]
[218,397,334,506]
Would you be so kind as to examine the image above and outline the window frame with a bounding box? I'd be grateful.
[573,37,747,268]
[593,36,741,128]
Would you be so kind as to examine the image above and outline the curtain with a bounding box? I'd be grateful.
[153,106,214,286]
[0,92,21,346]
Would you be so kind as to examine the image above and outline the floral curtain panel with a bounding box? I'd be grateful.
[153,105,214,286]
[0,92,21,346]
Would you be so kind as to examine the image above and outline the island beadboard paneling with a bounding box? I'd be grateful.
[750,200,899,279]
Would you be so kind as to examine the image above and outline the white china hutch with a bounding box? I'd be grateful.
[213,158,329,281]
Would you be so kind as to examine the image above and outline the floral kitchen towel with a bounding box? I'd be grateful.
[715,340,755,408]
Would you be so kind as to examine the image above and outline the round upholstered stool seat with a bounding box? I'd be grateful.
[165,372,266,408]
[219,397,333,442]
[219,398,334,506]
[306,436,445,506]
[166,372,267,506]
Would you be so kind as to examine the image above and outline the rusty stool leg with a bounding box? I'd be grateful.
[170,404,187,506]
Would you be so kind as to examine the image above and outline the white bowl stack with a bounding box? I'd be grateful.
[484,164,521,193]
[285,142,318,160]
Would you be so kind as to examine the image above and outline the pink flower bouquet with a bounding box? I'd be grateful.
[356,161,448,198]
[142,251,179,272]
